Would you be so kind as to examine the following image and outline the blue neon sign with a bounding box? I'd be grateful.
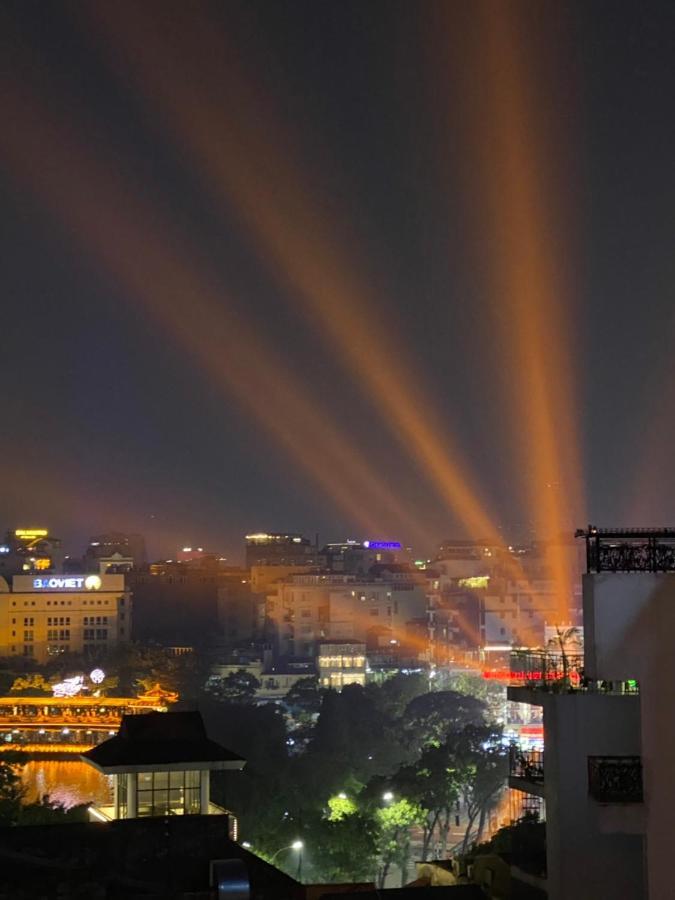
[363,541,402,550]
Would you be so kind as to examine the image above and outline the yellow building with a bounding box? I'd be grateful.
[0,573,131,663]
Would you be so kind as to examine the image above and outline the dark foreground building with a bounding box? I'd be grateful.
[0,815,303,899]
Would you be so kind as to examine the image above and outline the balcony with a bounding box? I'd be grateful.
[588,756,643,804]
[507,651,639,697]
[509,747,545,798]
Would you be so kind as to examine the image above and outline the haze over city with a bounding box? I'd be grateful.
[2,0,674,561]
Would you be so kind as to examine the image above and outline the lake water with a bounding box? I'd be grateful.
[20,759,113,808]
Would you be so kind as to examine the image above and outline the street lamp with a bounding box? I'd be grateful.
[269,840,304,865]
[382,791,394,803]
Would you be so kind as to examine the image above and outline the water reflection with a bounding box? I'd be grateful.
[21,760,112,808]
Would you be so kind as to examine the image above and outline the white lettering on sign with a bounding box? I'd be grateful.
[32,574,106,591]
[34,577,84,590]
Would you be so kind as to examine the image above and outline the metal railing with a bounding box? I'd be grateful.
[510,747,544,784]
[576,526,675,573]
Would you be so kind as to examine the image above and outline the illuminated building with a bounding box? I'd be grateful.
[0,528,62,578]
[506,526,675,900]
[317,642,366,689]
[83,711,244,823]
[0,573,131,663]
[266,571,427,661]
[245,532,318,567]
[320,540,404,574]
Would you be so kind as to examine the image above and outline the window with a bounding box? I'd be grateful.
[23,617,34,626]
[23,630,34,641]
[136,770,202,816]
[23,645,33,657]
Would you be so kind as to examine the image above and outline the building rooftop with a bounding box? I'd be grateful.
[83,711,246,772]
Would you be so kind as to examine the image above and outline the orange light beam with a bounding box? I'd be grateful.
[448,2,587,617]
[0,75,424,545]
[84,4,513,557]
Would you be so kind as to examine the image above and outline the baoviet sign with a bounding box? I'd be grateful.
[33,575,102,591]
[11,574,124,593]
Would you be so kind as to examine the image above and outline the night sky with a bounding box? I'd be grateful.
[1,1,674,561]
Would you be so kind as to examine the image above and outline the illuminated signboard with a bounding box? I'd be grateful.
[32,575,102,591]
[15,529,49,539]
[363,541,402,550]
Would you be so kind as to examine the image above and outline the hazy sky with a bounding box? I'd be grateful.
[1,1,674,561]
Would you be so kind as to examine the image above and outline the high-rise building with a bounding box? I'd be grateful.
[244,533,317,568]
[86,532,147,570]
[0,528,62,578]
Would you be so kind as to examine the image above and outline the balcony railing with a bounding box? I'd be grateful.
[507,651,639,695]
[576,526,675,573]
[588,756,643,803]
[510,747,545,784]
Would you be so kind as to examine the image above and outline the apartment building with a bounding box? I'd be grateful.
[266,572,428,659]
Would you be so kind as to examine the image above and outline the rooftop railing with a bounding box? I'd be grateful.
[576,526,675,573]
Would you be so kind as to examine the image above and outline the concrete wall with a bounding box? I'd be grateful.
[583,572,675,900]
[542,692,644,900]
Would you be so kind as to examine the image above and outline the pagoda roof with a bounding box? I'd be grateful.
[82,711,245,773]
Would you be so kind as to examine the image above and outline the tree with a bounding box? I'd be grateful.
[210,669,260,703]
[402,690,486,751]
[0,754,26,826]
[284,677,323,716]
[19,795,89,825]
[390,741,463,860]
[456,725,508,851]
[9,673,51,696]
[375,798,424,887]
[365,671,429,720]
[326,793,357,821]
[311,810,379,882]
[546,625,582,684]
